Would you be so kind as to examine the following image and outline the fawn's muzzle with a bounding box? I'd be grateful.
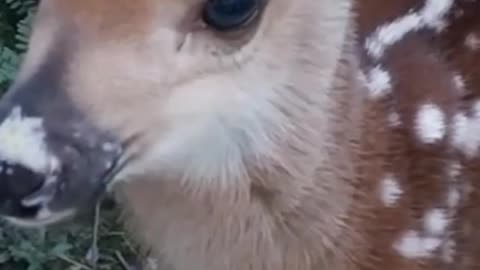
[0,104,122,227]
[0,47,123,227]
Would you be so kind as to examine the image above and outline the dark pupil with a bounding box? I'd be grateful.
[214,0,253,14]
[205,0,258,30]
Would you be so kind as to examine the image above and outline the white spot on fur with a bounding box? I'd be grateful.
[365,0,454,59]
[380,174,402,207]
[415,104,446,144]
[451,101,480,158]
[366,65,392,99]
[420,0,454,31]
[447,187,461,209]
[423,208,449,236]
[365,13,422,59]
[394,230,442,258]
[388,111,402,127]
[395,230,424,258]
[447,162,461,182]
[0,106,57,174]
[453,73,466,94]
[465,33,480,50]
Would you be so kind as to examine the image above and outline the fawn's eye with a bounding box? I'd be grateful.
[203,0,261,31]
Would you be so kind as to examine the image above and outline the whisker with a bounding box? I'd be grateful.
[102,152,137,185]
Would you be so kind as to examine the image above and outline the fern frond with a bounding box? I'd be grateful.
[5,0,37,15]
[0,0,37,92]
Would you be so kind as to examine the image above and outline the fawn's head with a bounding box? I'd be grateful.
[0,0,353,227]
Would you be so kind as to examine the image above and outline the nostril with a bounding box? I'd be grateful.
[0,161,46,199]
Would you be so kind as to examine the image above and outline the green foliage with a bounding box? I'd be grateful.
[0,0,36,91]
[0,204,140,270]
[0,2,140,269]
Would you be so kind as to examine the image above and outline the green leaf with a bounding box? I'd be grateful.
[51,243,74,256]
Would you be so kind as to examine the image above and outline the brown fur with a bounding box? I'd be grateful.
[10,0,480,269]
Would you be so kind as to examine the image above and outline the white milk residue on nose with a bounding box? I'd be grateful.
[0,106,58,174]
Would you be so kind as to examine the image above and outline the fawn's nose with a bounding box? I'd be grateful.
[0,161,54,218]
[0,162,48,218]
[0,104,122,226]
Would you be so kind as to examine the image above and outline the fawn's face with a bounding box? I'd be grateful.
[0,0,352,227]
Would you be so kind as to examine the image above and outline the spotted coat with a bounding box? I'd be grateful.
[352,0,480,269]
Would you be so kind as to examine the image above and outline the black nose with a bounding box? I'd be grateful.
[0,162,45,198]
[0,137,122,222]
[0,162,47,217]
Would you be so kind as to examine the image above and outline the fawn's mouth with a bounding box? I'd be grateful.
[0,151,125,228]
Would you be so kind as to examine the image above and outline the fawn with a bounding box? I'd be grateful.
[0,0,479,269]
